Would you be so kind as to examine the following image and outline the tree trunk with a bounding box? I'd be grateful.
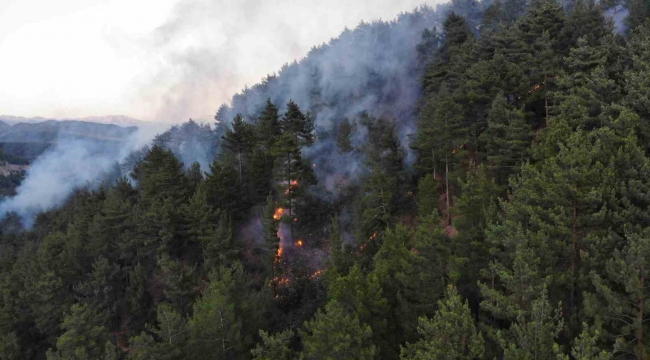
[432,149,436,180]
[446,156,451,226]
[638,265,645,360]
[238,151,243,182]
[571,195,577,314]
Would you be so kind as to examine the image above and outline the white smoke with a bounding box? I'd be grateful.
[130,0,441,122]
[0,125,161,227]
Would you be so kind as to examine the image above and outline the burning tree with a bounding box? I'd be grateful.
[271,101,317,242]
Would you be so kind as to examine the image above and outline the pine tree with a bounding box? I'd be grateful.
[300,300,376,360]
[356,117,407,267]
[480,93,531,186]
[251,330,294,360]
[557,323,611,360]
[500,289,564,360]
[336,118,354,153]
[415,87,465,225]
[257,98,282,151]
[188,266,242,360]
[328,264,390,355]
[416,174,438,217]
[222,114,257,183]
[587,227,650,359]
[46,304,109,360]
[401,285,484,360]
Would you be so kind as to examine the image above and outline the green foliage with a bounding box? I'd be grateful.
[46,304,109,360]
[300,300,375,360]
[251,329,294,360]
[401,285,484,360]
[2,4,649,360]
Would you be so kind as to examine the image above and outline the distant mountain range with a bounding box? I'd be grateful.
[0,115,148,127]
[0,119,137,143]
[0,117,145,162]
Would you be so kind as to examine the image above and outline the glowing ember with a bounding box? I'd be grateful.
[293,217,298,222]
[295,240,304,247]
[310,270,325,279]
[369,232,378,241]
[313,163,317,167]
[290,179,298,186]
[273,208,285,220]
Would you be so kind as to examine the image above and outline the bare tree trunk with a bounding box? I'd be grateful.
[445,155,451,226]
[638,265,645,360]
[570,194,578,315]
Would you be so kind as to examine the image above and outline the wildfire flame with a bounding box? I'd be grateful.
[273,208,285,220]
[285,179,299,195]
[369,232,378,241]
[310,270,325,279]
[296,240,303,247]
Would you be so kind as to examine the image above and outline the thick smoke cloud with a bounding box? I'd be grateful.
[133,0,438,123]
[0,127,160,227]
[215,6,448,195]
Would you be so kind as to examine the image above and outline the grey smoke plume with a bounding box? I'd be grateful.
[0,126,161,227]
[133,0,441,123]
[213,6,449,196]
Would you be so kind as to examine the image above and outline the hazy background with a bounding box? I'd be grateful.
[0,0,438,123]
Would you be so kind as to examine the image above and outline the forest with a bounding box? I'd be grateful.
[1,0,650,358]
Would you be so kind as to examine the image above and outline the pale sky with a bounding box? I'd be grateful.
[0,0,434,122]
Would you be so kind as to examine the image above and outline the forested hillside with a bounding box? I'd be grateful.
[1,0,650,359]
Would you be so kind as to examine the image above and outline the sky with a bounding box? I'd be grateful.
[0,0,435,123]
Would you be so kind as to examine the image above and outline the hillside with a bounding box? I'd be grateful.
[0,120,137,143]
[0,1,648,360]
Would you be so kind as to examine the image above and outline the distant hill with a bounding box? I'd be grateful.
[0,115,152,127]
[0,120,137,143]
[0,121,9,134]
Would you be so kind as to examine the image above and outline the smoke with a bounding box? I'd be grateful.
[211,6,448,199]
[131,0,442,123]
[0,126,160,227]
[605,5,629,34]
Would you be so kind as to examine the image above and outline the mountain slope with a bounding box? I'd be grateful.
[0,120,137,143]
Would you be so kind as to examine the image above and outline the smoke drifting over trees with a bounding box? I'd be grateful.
[0,0,648,359]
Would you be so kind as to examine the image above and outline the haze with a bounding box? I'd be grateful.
[0,0,435,123]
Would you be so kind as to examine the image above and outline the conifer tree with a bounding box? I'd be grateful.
[401,285,484,360]
[251,329,294,360]
[300,300,376,360]
[222,114,257,183]
[188,266,242,360]
[481,93,531,186]
[587,227,650,359]
[46,304,109,360]
[336,118,354,153]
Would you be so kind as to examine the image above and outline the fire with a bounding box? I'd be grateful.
[313,163,317,167]
[293,217,298,223]
[369,232,378,241]
[273,208,285,220]
[291,179,298,186]
[310,270,325,279]
[296,240,304,247]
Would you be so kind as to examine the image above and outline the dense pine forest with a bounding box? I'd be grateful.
[2,0,650,358]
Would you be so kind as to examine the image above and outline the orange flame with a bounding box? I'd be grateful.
[296,240,303,247]
[369,232,378,241]
[293,217,298,223]
[273,208,285,220]
[310,270,325,279]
